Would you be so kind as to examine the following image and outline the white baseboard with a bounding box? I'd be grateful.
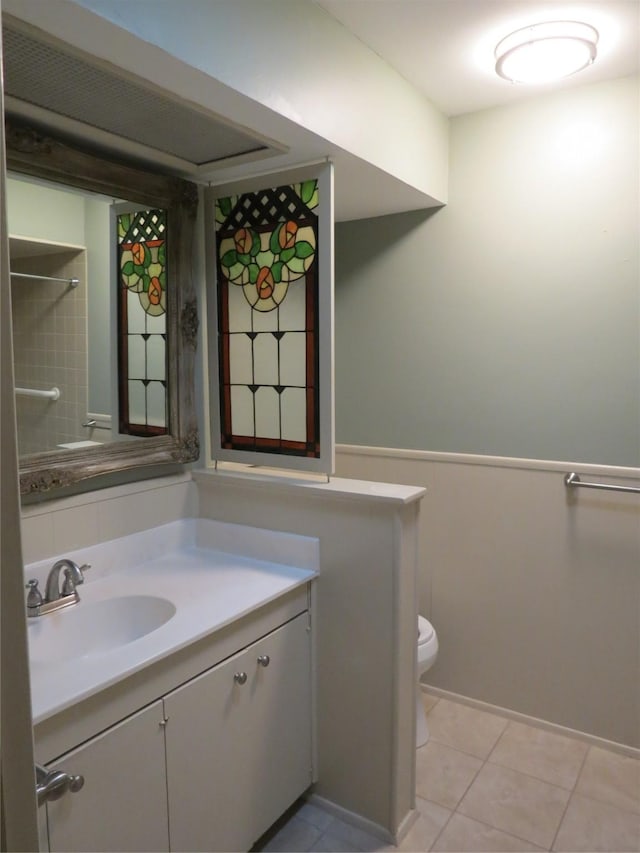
[305,792,405,845]
[422,684,640,760]
[393,807,420,846]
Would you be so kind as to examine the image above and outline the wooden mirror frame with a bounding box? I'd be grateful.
[6,120,200,496]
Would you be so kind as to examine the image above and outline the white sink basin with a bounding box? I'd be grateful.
[26,520,319,725]
[28,595,176,665]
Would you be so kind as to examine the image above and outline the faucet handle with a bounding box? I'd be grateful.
[61,563,90,595]
[25,579,43,613]
[61,564,90,595]
[61,569,76,596]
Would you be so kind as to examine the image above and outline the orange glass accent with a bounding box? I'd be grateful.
[234,228,253,253]
[279,220,298,249]
[149,276,162,306]
[257,267,274,300]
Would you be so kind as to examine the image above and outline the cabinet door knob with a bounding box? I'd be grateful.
[35,765,84,806]
[257,654,270,667]
[234,671,247,685]
[68,774,85,794]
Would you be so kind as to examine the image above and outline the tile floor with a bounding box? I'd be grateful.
[254,692,640,853]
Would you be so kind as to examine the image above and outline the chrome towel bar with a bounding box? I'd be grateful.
[564,472,640,495]
[11,271,79,287]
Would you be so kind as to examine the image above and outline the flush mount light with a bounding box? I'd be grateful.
[495,21,599,84]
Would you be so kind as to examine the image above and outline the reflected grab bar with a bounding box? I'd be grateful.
[15,386,60,401]
[564,472,640,495]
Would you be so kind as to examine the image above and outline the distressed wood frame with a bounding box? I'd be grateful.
[6,121,200,496]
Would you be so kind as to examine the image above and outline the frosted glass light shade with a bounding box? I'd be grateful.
[495,21,598,84]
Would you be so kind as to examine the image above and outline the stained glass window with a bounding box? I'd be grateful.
[209,165,334,472]
[116,206,168,436]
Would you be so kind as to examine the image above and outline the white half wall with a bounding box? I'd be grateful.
[194,469,424,840]
[336,445,640,749]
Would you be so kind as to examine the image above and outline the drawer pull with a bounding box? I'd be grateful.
[234,671,248,685]
[257,654,270,667]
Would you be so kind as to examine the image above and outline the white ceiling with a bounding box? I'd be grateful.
[317,0,640,116]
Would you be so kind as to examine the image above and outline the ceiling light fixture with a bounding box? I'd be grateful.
[495,21,599,84]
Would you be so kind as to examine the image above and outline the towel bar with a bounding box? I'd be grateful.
[564,472,640,495]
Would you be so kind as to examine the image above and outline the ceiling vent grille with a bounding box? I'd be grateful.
[2,20,271,167]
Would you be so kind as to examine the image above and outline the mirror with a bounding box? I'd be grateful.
[6,120,200,496]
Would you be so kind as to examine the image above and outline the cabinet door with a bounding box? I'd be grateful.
[45,701,169,853]
[164,612,312,852]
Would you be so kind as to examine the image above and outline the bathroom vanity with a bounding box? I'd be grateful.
[27,520,318,852]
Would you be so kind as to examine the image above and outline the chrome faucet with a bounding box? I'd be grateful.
[45,558,87,601]
[26,559,90,617]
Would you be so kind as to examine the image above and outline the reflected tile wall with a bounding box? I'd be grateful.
[11,249,88,454]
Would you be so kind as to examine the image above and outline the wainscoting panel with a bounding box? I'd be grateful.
[336,446,640,749]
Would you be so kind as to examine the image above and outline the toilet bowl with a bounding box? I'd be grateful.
[416,615,438,748]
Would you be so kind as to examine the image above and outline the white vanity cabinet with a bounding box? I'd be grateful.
[164,611,313,852]
[45,702,169,853]
[37,588,315,853]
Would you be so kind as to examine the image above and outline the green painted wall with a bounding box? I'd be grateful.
[335,76,640,467]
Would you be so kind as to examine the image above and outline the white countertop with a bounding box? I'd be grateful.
[27,521,317,725]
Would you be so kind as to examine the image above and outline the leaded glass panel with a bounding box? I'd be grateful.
[213,180,321,458]
[116,206,168,436]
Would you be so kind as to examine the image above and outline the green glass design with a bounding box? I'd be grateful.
[118,209,167,316]
[216,181,318,314]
